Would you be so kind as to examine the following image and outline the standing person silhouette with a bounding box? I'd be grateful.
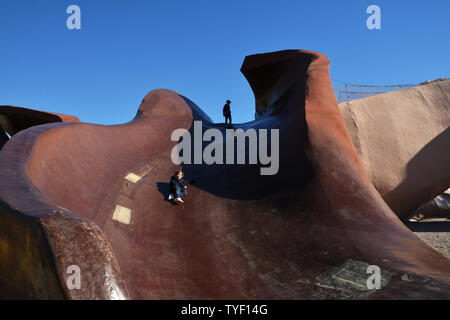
[223,99,232,125]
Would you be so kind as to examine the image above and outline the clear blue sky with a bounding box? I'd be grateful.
[1,0,449,124]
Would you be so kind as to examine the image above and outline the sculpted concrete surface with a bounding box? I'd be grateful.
[0,50,449,299]
[0,105,79,149]
[339,80,450,219]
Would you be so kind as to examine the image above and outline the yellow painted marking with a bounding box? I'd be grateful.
[112,205,132,224]
[124,172,142,183]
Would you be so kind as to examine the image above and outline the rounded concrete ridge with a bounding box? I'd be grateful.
[0,50,449,299]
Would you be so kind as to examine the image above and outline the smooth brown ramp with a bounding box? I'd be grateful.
[0,50,449,299]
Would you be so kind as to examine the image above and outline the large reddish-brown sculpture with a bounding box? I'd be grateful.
[0,105,79,149]
[0,50,449,299]
[339,80,450,219]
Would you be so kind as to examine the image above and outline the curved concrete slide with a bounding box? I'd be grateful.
[0,50,449,299]
[0,105,80,149]
[339,80,450,219]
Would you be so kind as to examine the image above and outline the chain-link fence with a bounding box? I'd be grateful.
[332,78,448,103]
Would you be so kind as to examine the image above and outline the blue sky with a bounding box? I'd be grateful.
[0,0,449,124]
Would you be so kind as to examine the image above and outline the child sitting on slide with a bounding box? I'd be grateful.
[168,170,188,204]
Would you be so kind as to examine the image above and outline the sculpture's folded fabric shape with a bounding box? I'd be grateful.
[339,80,450,219]
[0,50,449,299]
[0,105,79,149]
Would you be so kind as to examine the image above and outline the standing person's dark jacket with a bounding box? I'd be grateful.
[223,104,231,116]
[170,175,187,198]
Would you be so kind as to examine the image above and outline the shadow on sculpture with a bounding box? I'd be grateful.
[383,128,450,219]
